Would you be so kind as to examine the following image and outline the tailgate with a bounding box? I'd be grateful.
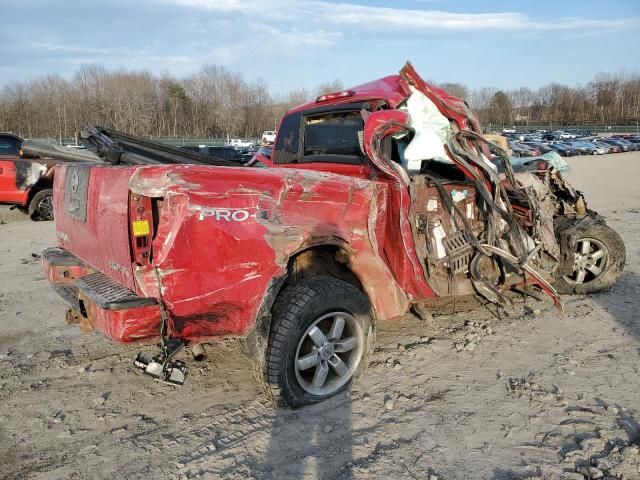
[54,163,139,290]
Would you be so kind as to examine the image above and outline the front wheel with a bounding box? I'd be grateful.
[263,276,374,408]
[554,222,625,294]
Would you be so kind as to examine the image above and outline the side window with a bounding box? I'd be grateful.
[273,112,301,164]
[0,136,21,155]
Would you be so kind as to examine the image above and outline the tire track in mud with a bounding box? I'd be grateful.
[130,397,276,455]
[4,396,275,479]
[499,372,640,479]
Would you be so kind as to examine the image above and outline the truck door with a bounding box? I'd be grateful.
[361,109,484,300]
[0,136,24,203]
[0,159,20,201]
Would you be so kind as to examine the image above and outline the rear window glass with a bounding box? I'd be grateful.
[0,136,20,155]
[303,111,363,157]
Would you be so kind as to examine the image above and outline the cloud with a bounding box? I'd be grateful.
[191,24,341,67]
[25,40,115,56]
[18,23,341,75]
[159,0,245,11]
[155,0,293,15]
[249,24,341,48]
[529,16,640,31]
[158,0,640,32]
[306,3,530,31]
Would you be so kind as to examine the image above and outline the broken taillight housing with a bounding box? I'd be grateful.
[129,193,155,265]
[315,90,355,103]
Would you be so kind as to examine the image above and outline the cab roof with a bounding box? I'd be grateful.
[286,74,412,115]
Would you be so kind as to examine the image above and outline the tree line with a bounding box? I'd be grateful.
[0,64,638,141]
[441,71,640,129]
[0,64,342,141]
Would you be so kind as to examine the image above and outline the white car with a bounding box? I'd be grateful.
[555,131,576,140]
[502,127,516,134]
[227,138,254,149]
[261,130,276,145]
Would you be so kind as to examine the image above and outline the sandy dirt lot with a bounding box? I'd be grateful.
[1,153,639,480]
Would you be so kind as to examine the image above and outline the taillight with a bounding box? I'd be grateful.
[129,193,154,264]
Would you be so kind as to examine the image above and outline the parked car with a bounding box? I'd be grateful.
[0,133,58,220]
[261,130,277,145]
[553,131,576,140]
[559,142,584,156]
[202,146,250,163]
[524,142,554,154]
[565,129,594,137]
[576,141,607,155]
[592,140,620,153]
[515,143,541,156]
[509,142,535,157]
[546,143,576,157]
[227,138,254,149]
[42,63,625,407]
[599,138,630,152]
[564,141,597,155]
[615,138,640,151]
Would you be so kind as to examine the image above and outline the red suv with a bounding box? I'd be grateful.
[0,133,57,220]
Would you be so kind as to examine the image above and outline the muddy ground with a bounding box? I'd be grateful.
[1,153,639,480]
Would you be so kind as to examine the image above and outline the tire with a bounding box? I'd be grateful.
[28,189,54,221]
[263,276,374,408]
[554,222,625,294]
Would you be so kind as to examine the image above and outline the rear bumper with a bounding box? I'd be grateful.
[43,247,161,343]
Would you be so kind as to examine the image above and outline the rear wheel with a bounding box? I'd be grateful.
[263,276,374,408]
[29,189,54,221]
[554,223,625,294]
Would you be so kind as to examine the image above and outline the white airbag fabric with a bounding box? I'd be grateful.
[404,86,452,170]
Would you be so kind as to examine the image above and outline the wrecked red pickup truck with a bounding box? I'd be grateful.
[43,63,625,407]
[0,133,57,220]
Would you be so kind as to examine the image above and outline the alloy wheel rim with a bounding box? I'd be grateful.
[294,311,364,396]
[38,195,53,220]
[562,237,608,285]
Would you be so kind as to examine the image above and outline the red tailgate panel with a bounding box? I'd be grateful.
[54,164,138,290]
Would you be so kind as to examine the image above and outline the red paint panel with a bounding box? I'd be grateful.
[86,301,162,343]
[53,164,139,290]
[126,164,416,340]
[286,74,411,115]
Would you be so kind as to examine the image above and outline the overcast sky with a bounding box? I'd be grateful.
[1,0,639,93]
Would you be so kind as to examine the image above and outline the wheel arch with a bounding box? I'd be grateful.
[285,240,364,292]
[26,177,54,208]
[243,240,370,364]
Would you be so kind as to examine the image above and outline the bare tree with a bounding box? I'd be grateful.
[1,65,638,139]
